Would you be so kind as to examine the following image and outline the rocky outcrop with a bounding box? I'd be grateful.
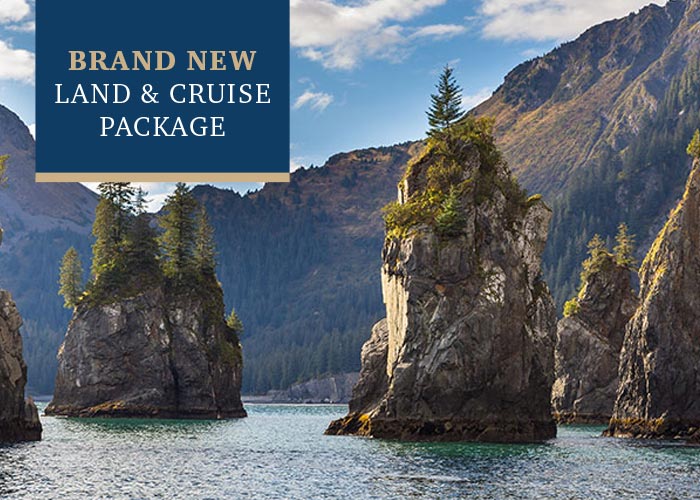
[327,128,558,442]
[0,290,41,441]
[552,254,637,423]
[606,161,700,442]
[45,282,246,419]
[246,372,359,404]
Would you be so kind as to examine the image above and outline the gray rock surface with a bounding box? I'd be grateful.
[45,284,246,419]
[0,289,41,441]
[552,254,637,423]
[327,135,558,442]
[606,161,700,442]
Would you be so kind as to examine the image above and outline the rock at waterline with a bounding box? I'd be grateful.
[45,281,245,419]
[606,162,700,442]
[0,289,41,441]
[327,122,557,442]
[552,253,637,424]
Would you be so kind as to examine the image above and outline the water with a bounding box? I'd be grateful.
[0,404,699,499]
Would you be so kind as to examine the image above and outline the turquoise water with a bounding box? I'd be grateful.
[0,404,699,499]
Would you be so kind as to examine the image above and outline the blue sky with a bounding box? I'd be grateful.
[0,0,665,208]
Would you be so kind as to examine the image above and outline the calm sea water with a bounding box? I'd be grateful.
[0,404,698,499]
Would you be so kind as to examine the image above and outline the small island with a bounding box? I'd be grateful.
[327,68,558,442]
[46,182,246,419]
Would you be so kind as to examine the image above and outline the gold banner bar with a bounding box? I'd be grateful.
[36,172,291,183]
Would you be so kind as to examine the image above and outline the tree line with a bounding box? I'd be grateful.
[58,182,241,332]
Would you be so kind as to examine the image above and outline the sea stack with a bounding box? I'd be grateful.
[606,160,700,442]
[327,119,557,442]
[46,183,246,419]
[45,279,246,419]
[0,192,42,441]
[0,289,42,441]
[552,248,637,423]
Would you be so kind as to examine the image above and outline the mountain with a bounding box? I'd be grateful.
[0,105,96,393]
[475,0,700,306]
[0,99,415,395]
[4,0,700,396]
[195,143,420,393]
[213,0,700,393]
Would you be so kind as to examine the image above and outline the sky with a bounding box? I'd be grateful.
[0,0,666,209]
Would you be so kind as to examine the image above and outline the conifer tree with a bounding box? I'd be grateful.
[613,223,636,268]
[426,65,465,139]
[97,182,137,242]
[133,187,149,215]
[124,213,160,282]
[687,129,700,159]
[91,182,137,276]
[0,154,8,187]
[580,234,609,281]
[194,205,217,275]
[226,308,244,333]
[91,196,120,276]
[159,182,198,280]
[435,187,467,236]
[58,247,84,308]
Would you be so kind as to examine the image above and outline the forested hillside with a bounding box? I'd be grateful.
[196,144,419,392]
[475,0,700,305]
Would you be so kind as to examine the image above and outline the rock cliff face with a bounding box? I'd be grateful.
[606,162,700,442]
[0,289,41,441]
[327,129,558,442]
[552,254,637,423]
[45,282,246,419]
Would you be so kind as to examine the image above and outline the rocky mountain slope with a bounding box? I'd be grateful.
[606,160,700,442]
[46,279,246,418]
[0,105,96,393]
[475,0,700,306]
[552,253,637,423]
[327,123,557,442]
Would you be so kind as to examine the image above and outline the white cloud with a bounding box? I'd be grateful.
[291,0,466,69]
[411,24,467,39]
[293,89,334,111]
[521,47,546,59]
[462,87,494,110]
[0,0,30,23]
[0,40,34,83]
[27,123,34,137]
[290,158,305,172]
[479,0,667,41]
[7,20,34,32]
